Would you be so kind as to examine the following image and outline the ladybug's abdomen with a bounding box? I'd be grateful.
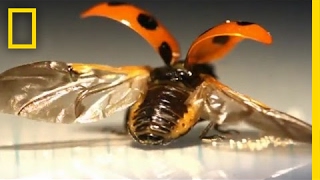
[127,82,191,145]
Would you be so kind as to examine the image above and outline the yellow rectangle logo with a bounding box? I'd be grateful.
[8,8,37,49]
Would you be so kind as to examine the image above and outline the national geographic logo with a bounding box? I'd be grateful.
[7,8,36,49]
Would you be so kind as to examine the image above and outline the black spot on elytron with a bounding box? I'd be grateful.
[237,21,255,26]
[212,36,230,45]
[137,13,158,30]
[108,1,128,6]
[158,41,173,65]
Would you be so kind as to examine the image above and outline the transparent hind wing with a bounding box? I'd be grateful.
[200,74,312,143]
[0,61,151,124]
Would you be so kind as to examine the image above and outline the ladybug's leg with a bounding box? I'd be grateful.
[197,75,252,142]
[199,109,253,142]
[199,111,251,142]
[199,121,241,142]
[199,121,225,141]
[213,124,239,135]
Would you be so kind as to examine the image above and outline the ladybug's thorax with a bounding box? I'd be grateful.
[149,64,203,89]
[170,60,219,80]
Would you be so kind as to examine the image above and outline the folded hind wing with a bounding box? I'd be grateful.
[0,61,151,124]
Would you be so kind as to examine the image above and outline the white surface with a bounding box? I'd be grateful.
[0,144,312,179]
[0,112,312,179]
